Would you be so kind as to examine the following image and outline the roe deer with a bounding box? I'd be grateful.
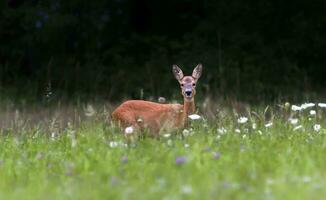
[111,64,203,135]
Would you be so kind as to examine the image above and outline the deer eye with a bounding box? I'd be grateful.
[181,84,184,87]
[192,83,196,86]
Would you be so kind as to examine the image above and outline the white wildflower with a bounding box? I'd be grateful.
[181,185,193,194]
[123,143,129,148]
[265,122,273,128]
[291,105,302,111]
[163,133,171,138]
[182,129,190,137]
[109,141,118,148]
[158,97,166,103]
[302,176,312,183]
[258,130,263,135]
[266,178,274,185]
[301,103,315,109]
[167,139,173,146]
[285,102,291,109]
[252,123,257,130]
[293,125,303,131]
[318,103,326,108]
[289,118,299,125]
[156,178,166,187]
[216,135,221,140]
[313,124,321,132]
[310,110,316,116]
[217,127,227,135]
[242,134,247,139]
[235,128,241,133]
[184,143,190,148]
[124,126,134,135]
[51,132,57,140]
[188,114,201,120]
[84,104,96,117]
[237,117,248,124]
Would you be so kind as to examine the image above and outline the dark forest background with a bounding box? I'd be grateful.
[1,0,326,103]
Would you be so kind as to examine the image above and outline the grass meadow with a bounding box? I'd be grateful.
[0,99,326,200]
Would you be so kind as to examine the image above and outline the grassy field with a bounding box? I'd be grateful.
[0,101,326,200]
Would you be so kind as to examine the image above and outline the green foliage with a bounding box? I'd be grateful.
[1,102,326,199]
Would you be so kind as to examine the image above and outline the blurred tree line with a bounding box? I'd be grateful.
[0,0,326,103]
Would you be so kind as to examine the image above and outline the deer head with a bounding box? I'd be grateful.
[172,64,203,102]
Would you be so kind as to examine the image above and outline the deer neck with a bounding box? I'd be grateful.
[183,99,195,127]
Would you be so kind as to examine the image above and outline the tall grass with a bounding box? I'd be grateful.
[0,100,326,200]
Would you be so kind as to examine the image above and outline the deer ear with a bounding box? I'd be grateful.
[192,64,203,80]
[172,65,184,82]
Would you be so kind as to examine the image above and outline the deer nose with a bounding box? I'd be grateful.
[185,90,192,96]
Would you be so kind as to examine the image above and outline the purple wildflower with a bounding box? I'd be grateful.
[175,156,186,165]
[110,176,119,185]
[65,167,73,176]
[202,146,211,152]
[212,151,221,159]
[121,155,128,164]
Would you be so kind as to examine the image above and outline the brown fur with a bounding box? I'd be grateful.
[112,100,185,133]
